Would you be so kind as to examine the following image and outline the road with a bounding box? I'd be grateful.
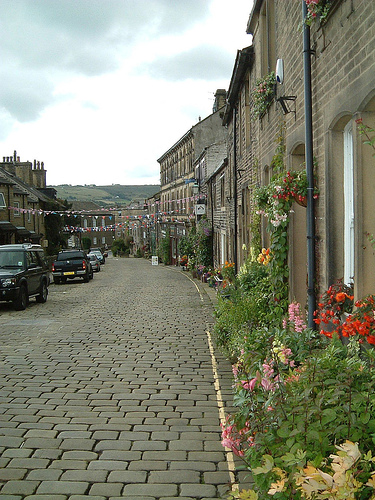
[0,255,239,499]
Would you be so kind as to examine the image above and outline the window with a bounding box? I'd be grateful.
[92,217,97,228]
[101,217,105,227]
[26,251,40,268]
[102,237,106,245]
[14,201,20,217]
[220,174,225,206]
[344,122,355,284]
[93,237,97,245]
[0,192,6,208]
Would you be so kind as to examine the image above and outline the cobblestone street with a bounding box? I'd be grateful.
[0,256,237,499]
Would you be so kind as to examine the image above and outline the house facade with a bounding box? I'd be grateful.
[157,89,227,265]
[0,153,55,246]
[220,0,375,309]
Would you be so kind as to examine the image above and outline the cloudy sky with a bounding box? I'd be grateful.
[0,0,253,186]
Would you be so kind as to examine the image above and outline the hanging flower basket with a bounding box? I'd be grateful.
[293,194,308,207]
[252,72,276,119]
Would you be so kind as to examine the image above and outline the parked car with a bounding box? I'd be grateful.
[0,243,50,310]
[89,248,105,264]
[52,249,93,284]
[88,253,101,272]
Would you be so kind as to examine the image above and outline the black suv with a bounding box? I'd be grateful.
[0,244,50,310]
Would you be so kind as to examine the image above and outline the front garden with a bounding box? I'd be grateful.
[212,255,375,499]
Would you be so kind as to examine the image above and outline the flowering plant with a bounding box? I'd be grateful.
[274,170,319,207]
[314,279,354,335]
[180,255,188,267]
[221,261,236,283]
[304,0,331,25]
[341,295,375,345]
[257,248,271,266]
[252,72,276,118]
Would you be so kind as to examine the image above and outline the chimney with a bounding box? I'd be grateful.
[13,150,17,163]
[213,89,227,113]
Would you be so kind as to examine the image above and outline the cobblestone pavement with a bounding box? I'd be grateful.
[0,256,238,500]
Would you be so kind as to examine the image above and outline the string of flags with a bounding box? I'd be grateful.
[6,193,207,217]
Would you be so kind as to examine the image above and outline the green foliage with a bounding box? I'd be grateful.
[253,128,290,319]
[195,217,213,268]
[178,229,196,259]
[158,228,171,265]
[252,72,276,119]
[111,237,132,256]
[223,321,375,499]
[213,261,275,359]
[179,219,213,270]
[51,184,160,206]
[81,237,91,250]
[44,199,71,255]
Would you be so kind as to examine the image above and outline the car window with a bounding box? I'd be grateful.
[0,251,25,268]
[57,252,83,260]
[26,251,40,267]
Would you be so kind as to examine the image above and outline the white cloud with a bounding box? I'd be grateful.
[0,0,252,186]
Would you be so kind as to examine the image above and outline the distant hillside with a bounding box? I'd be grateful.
[49,184,160,206]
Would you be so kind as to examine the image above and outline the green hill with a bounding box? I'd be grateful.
[49,184,160,206]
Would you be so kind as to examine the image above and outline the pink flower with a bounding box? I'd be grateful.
[261,378,274,391]
[241,378,257,391]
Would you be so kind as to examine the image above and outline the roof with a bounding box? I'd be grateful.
[0,166,52,203]
[222,46,254,126]
[246,0,263,36]
[204,158,228,183]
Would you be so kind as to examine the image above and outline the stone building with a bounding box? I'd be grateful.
[157,89,227,265]
[221,0,375,310]
[64,201,115,250]
[0,153,55,246]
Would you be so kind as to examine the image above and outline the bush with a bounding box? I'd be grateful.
[111,238,132,257]
[158,229,171,265]
[81,237,91,251]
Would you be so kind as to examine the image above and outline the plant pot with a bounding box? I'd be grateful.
[294,194,307,207]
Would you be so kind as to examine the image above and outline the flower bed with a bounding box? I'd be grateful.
[213,265,375,499]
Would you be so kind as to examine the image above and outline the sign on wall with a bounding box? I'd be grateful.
[195,204,206,215]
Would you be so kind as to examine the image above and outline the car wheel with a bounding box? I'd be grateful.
[83,272,90,283]
[61,277,67,284]
[53,277,61,284]
[36,281,48,303]
[14,285,28,311]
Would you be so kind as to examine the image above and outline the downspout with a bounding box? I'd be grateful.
[302,1,316,329]
[210,179,214,265]
[233,107,238,274]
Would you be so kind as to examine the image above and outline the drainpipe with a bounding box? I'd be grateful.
[302,1,316,329]
[210,180,214,265]
[233,107,238,274]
